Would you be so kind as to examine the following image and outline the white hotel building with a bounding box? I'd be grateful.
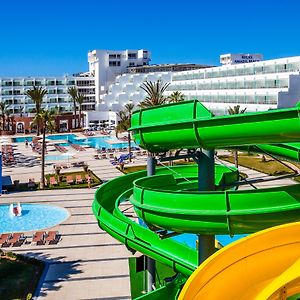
[97,54,300,117]
[2,51,300,127]
[0,75,95,114]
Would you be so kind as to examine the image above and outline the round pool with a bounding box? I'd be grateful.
[0,204,69,233]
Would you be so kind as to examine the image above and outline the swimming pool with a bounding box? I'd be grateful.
[172,233,247,248]
[72,136,136,150]
[139,219,246,249]
[13,134,135,150]
[0,204,69,233]
[12,134,77,143]
[45,153,74,161]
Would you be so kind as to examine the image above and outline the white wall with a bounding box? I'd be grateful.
[278,75,300,108]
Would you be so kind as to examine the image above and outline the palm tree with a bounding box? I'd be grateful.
[76,93,85,128]
[139,80,170,108]
[5,109,11,131]
[0,103,10,131]
[10,115,15,133]
[168,91,185,103]
[228,105,247,115]
[116,104,135,162]
[25,86,47,135]
[68,87,78,129]
[32,109,55,189]
[228,105,247,168]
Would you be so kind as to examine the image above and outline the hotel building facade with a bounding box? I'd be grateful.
[99,55,300,116]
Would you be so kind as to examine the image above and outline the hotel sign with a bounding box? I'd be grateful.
[232,54,263,64]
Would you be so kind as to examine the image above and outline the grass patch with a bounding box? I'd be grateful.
[0,251,44,300]
[122,160,196,175]
[44,170,102,189]
[219,154,294,176]
[122,165,146,174]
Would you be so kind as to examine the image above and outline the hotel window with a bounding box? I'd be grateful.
[129,62,135,67]
[128,53,137,59]
[109,61,121,67]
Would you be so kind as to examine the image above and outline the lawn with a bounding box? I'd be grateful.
[0,252,44,300]
[44,170,102,189]
[218,154,295,176]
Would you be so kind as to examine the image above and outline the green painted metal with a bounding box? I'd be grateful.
[131,174,300,235]
[130,100,300,152]
[92,101,300,297]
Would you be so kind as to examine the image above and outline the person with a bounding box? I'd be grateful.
[25,139,28,147]
[87,175,91,189]
[13,206,19,216]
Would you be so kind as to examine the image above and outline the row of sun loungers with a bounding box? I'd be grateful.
[70,143,86,151]
[33,231,60,245]
[2,144,15,165]
[66,174,92,185]
[94,153,116,160]
[83,131,95,136]
[71,161,85,167]
[54,144,68,153]
[31,141,43,155]
[96,150,147,160]
[0,231,60,247]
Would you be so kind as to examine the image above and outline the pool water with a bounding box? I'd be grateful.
[13,134,135,150]
[172,233,247,248]
[139,219,246,249]
[0,204,69,233]
[56,142,70,147]
[73,136,136,150]
[45,153,73,161]
[13,134,77,143]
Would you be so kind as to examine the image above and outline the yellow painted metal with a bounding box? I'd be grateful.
[178,222,300,300]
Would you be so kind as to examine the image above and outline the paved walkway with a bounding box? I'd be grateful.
[2,187,134,300]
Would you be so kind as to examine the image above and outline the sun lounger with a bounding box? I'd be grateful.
[45,231,60,244]
[66,175,74,184]
[0,233,11,247]
[85,174,93,182]
[10,233,26,246]
[33,231,45,245]
[50,176,58,186]
[76,175,83,184]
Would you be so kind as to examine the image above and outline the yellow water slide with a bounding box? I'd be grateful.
[178,222,300,300]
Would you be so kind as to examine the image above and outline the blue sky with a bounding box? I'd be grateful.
[0,0,299,76]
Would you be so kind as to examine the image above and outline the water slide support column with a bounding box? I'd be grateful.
[196,149,215,265]
[146,155,156,292]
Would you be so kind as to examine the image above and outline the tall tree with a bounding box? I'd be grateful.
[76,93,85,128]
[168,91,185,103]
[68,87,78,129]
[116,103,135,162]
[5,108,11,131]
[0,103,10,131]
[32,109,55,189]
[25,86,47,135]
[228,105,247,168]
[139,80,170,108]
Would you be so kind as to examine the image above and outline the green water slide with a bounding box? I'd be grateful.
[92,100,300,298]
[130,100,300,152]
